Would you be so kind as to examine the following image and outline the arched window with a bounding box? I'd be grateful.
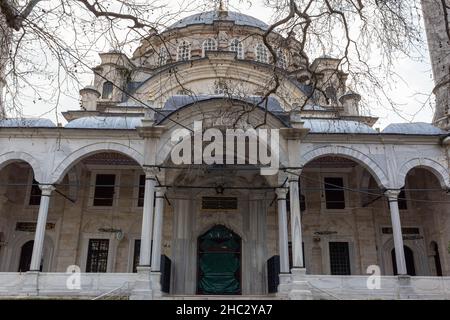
[202,38,217,57]
[230,39,244,59]
[177,41,191,61]
[158,47,170,66]
[325,86,337,105]
[18,240,36,272]
[255,44,269,63]
[430,241,443,276]
[214,80,228,95]
[276,50,287,69]
[102,81,113,100]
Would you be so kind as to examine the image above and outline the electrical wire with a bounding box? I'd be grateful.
[284,169,450,205]
[10,18,450,206]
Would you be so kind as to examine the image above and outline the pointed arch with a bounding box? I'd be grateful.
[397,158,450,189]
[0,151,45,183]
[50,142,144,184]
[300,145,389,188]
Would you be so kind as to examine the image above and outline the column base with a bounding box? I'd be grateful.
[287,268,313,300]
[151,272,162,299]
[276,273,292,297]
[21,271,39,296]
[130,266,153,300]
[398,274,411,286]
[397,275,418,299]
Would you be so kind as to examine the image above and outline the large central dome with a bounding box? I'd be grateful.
[167,10,269,31]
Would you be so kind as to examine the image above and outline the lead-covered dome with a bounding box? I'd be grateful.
[167,10,269,31]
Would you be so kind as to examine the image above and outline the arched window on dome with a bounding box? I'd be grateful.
[229,39,244,59]
[276,49,287,69]
[177,41,191,61]
[255,43,269,64]
[102,81,113,100]
[325,86,338,105]
[158,47,170,66]
[214,80,228,95]
[202,38,217,57]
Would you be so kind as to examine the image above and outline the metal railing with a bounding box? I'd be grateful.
[307,282,342,300]
[92,282,132,300]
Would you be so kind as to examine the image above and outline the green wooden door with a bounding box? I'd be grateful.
[197,225,241,295]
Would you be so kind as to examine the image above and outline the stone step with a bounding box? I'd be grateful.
[163,294,284,300]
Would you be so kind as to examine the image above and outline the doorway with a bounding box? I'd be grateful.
[430,241,443,276]
[197,225,241,295]
[18,240,41,272]
[391,245,416,276]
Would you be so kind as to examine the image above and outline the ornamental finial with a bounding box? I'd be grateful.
[217,0,228,12]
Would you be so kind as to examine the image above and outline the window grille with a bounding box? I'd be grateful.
[255,44,268,63]
[214,81,228,95]
[276,50,287,69]
[86,239,109,273]
[329,242,351,275]
[177,41,191,61]
[158,47,169,65]
[230,39,244,59]
[202,38,217,57]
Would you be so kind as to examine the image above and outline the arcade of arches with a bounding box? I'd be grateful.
[0,151,448,296]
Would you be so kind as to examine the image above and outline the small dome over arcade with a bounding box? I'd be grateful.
[65,116,142,130]
[0,118,56,128]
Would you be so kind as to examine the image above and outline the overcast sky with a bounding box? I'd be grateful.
[19,0,436,130]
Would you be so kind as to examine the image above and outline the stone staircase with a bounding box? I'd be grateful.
[163,294,285,300]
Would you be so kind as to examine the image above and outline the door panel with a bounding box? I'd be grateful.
[197,225,241,295]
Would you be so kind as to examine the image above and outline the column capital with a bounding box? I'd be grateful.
[39,185,55,196]
[385,189,401,200]
[144,166,159,179]
[275,187,289,199]
[287,169,302,182]
[155,187,167,197]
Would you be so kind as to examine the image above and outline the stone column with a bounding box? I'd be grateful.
[385,189,407,275]
[150,187,166,298]
[139,168,157,268]
[279,118,312,299]
[131,168,157,300]
[131,115,166,300]
[276,188,290,273]
[285,172,312,300]
[30,185,55,271]
[151,187,166,272]
[289,171,304,269]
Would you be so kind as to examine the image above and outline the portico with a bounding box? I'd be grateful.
[0,98,448,299]
[0,7,449,299]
